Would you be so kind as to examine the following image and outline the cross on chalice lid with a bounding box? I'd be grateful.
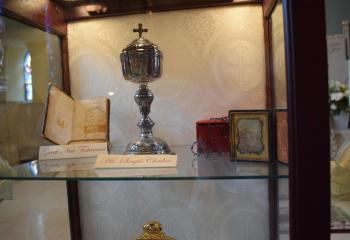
[133,23,148,38]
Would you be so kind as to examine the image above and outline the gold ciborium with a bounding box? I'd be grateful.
[136,221,175,240]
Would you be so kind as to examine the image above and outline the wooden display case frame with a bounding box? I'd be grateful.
[0,0,330,239]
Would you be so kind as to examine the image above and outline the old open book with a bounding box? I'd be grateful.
[42,84,110,145]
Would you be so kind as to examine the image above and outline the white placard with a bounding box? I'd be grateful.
[95,154,177,169]
[95,168,178,177]
[39,142,108,160]
[39,157,96,172]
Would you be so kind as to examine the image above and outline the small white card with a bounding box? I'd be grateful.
[95,168,178,177]
[95,154,177,169]
[39,143,108,160]
[39,157,96,172]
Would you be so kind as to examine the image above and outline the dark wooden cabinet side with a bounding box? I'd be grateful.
[283,0,330,240]
[263,0,330,239]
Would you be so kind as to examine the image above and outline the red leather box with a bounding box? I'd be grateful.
[196,118,230,153]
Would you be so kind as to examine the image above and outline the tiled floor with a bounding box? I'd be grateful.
[0,181,70,240]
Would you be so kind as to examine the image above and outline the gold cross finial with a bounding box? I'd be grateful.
[133,23,148,38]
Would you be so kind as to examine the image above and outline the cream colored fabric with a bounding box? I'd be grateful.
[331,137,350,198]
[338,145,350,169]
[0,156,16,200]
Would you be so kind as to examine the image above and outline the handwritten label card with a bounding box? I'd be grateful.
[39,143,108,160]
[95,168,178,178]
[95,154,177,169]
[39,158,96,172]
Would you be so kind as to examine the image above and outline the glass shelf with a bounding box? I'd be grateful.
[0,146,289,181]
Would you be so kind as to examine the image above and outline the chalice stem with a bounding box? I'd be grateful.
[135,83,155,139]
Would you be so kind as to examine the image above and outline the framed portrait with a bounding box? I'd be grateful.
[274,110,288,164]
[229,110,271,162]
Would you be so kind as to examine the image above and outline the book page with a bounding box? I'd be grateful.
[44,85,74,144]
[71,98,108,143]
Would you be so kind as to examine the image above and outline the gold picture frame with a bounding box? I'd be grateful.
[229,110,271,162]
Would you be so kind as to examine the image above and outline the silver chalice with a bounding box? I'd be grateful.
[120,24,173,155]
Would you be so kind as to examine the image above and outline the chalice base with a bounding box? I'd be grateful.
[124,136,174,155]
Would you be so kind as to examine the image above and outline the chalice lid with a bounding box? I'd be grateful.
[122,23,162,55]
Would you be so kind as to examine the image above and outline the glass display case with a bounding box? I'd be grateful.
[0,0,330,240]
[2,147,289,240]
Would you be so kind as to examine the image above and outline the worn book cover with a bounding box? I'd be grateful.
[42,84,110,145]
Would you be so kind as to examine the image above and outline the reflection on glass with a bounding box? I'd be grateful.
[271,1,287,109]
[24,52,33,102]
[270,1,290,238]
[278,179,289,240]
[0,16,63,166]
[325,0,350,232]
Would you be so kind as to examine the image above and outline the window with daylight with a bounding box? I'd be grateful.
[23,52,33,102]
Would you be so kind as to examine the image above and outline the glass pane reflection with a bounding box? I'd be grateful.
[0,16,63,166]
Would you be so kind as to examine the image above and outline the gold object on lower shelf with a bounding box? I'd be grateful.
[136,221,175,240]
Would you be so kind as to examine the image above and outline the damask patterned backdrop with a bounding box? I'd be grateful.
[68,5,265,146]
[69,5,268,240]
[79,180,270,240]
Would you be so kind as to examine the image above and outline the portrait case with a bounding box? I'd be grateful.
[229,110,271,161]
